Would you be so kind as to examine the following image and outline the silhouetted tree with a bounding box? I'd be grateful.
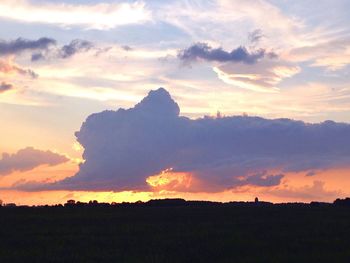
[147,198,186,207]
[76,201,87,207]
[64,200,76,207]
[334,197,350,206]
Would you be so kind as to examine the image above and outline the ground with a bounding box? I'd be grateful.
[1,203,350,262]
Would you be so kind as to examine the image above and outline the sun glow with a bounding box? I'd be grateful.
[72,141,84,152]
[146,168,193,191]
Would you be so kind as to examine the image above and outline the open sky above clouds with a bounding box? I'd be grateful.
[0,0,350,205]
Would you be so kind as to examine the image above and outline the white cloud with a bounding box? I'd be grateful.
[156,0,303,49]
[0,0,151,30]
[213,59,300,92]
[287,37,350,70]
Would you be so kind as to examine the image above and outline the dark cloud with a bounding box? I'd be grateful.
[178,42,266,64]
[31,53,45,62]
[60,39,94,59]
[0,82,13,93]
[0,147,69,176]
[26,69,38,78]
[238,172,284,187]
[121,45,133,51]
[0,37,100,62]
[306,171,316,177]
[22,88,349,192]
[248,29,264,44]
[31,39,94,61]
[0,37,56,56]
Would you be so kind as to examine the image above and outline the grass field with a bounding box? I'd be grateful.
[1,202,350,262]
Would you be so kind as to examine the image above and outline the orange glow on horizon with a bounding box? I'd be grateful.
[0,165,349,206]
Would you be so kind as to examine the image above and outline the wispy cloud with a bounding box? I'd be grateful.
[0,59,38,78]
[248,29,264,44]
[0,0,151,30]
[213,59,300,92]
[156,0,302,48]
[288,37,350,70]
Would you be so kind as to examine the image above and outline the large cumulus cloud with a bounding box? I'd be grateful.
[48,88,350,192]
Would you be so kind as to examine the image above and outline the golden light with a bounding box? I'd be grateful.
[146,168,193,191]
[72,141,84,152]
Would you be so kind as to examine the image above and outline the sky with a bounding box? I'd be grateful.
[0,0,350,205]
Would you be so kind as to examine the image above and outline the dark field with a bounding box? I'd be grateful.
[1,202,350,263]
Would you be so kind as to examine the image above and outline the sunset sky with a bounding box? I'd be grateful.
[0,0,350,205]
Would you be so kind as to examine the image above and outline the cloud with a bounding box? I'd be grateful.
[0,147,69,176]
[238,172,284,187]
[22,88,350,192]
[0,0,151,30]
[248,29,264,44]
[306,171,316,177]
[121,45,133,51]
[30,53,45,62]
[155,0,301,49]
[178,43,267,64]
[60,39,94,59]
[32,39,96,61]
[288,38,350,71]
[0,81,13,93]
[213,58,300,92]
[267,181,341,201]
[0,59,38,78]
[177,42,288,92]
[32,39,93,61]
[0,37,56,56]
